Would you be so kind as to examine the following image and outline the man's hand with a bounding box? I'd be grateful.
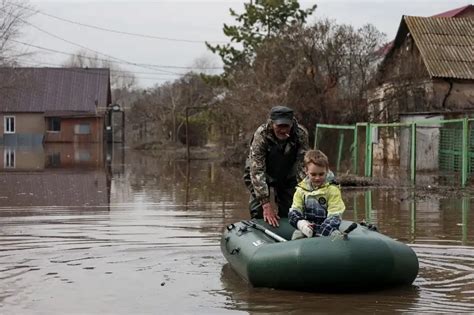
[262,202,280,227]
[297,219,314,238]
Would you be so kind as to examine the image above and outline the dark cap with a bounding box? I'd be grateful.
[270,106,294,125]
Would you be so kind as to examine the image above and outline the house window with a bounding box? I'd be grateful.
[74,123,91,135]
[4,148,15,168]
[47,117,61,132]
[4,116,15,134]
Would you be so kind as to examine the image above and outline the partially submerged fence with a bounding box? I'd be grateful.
[314,117,472,187]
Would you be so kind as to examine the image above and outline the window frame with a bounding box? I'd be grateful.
[47,117,61,132]
[74,123,91,135]
[4,116,15,134]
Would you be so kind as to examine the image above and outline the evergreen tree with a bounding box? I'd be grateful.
[206,0,317,72]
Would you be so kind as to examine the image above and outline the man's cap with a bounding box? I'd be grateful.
[270,106,294,125]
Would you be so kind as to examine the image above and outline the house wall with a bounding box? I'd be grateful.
[44,117,104,143]
[1,114,105,144]
[0,113,44,145]
[368,80,437,121]
[432,80,474,111]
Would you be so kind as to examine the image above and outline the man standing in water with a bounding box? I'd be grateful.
[244,106,309,227]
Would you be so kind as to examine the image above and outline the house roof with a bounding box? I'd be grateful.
[0,67,111,113]
[377,5,473,56]
[432,4,474,18]
[394,16,474,80]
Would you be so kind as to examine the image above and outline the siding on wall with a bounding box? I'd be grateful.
[44,117,104,143]
[0,113,44,135]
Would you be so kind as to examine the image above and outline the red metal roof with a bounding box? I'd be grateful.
[432,5,473,17]
[0,67,111,113]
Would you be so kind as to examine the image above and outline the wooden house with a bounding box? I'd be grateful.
[368,16,473,121]
[367,15,473,172]
[0,67,112,145]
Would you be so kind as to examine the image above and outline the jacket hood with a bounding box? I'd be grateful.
[297,177,330,192]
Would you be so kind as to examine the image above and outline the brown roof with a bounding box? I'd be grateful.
[0,67,111,113]
[396,16,474,80]
[377,5,474,57]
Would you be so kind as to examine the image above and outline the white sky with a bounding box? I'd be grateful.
[16,0,472,88]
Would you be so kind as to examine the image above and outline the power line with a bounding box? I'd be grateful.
[26,19,222,70]
[11,1,227,44]
[3,57,177,84]
[0,7,174,75]
[1,6,224,88]
[0,7,222,72]
[10,56,183,80]
[10,39,189,76]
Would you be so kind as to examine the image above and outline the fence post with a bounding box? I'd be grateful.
[314,124,319,149]
[365,123,372,177]
[462,117,469,187]
[336,132,344,172]
[353,125,359,175]
[410,122,416,185]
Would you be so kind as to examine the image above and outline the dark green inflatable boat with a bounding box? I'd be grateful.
[221,218,418,291]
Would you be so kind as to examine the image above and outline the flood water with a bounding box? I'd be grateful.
[1,144,473,314]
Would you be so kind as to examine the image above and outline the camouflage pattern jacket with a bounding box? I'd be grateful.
[244,119,309,203]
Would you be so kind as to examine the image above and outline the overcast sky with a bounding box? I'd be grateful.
[16,0,472,88]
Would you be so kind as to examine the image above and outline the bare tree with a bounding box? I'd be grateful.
[127,71,215,147]
[207,19,386,158]
[191,54,221,76]
[62,49,136,90]
[0,0,33,66]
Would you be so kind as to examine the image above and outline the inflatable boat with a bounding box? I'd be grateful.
[221,218,418,291]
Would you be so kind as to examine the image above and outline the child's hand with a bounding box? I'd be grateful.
[297,220,313,237]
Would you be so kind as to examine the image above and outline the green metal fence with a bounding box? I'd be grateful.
[314,118,472,187]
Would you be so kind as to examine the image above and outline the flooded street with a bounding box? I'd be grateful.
[1,145,473,314]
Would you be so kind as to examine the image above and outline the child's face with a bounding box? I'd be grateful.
[306,162,327,187]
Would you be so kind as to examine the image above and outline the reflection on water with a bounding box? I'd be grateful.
[219,263,423,313]
[0,144,110,211]
[0,146,473,313]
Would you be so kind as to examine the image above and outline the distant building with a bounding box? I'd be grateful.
[0,67,112,145]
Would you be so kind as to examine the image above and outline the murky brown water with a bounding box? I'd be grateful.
[1,145,473,313]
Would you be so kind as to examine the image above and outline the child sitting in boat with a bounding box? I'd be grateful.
[288,149,345,239]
